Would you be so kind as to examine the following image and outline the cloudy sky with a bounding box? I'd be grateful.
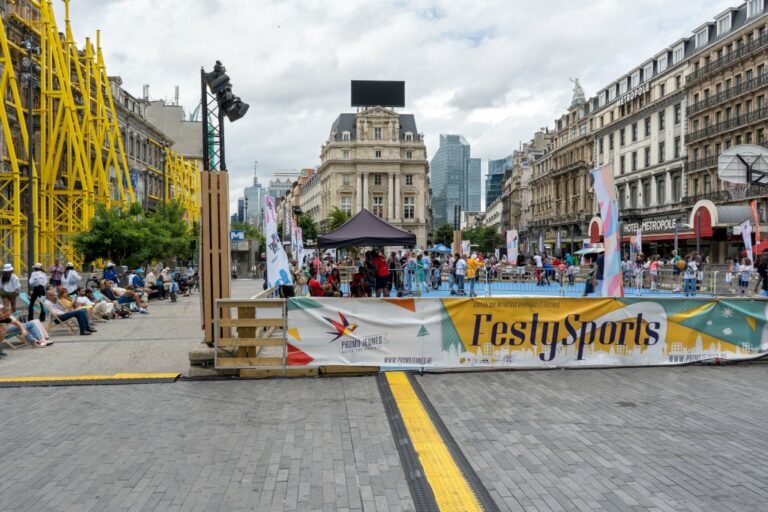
[56,0,736,211]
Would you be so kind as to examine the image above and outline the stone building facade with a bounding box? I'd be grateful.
[301,106,430,247]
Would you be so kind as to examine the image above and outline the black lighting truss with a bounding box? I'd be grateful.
[201,69,225,172]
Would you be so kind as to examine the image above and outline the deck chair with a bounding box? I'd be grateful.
[40,302,79,335]
[1,314,30,350]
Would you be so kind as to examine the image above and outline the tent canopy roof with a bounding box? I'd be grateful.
[317,208,417,248]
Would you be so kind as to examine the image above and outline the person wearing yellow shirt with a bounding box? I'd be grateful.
[466,253,481,297]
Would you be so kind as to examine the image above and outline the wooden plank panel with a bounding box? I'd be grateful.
[201,172,213,343]
[218,300,285,308]
[239,368,318,379]
[219,318,284,328]
[217,357,284,367]
[218,337,283,347]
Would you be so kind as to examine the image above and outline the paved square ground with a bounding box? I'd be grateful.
[417,366,768,512]
[3,365,768,511]
[0,379,413,512]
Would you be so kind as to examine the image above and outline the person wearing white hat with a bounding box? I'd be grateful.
[62,262,81,295]
[28,262,48,322]
[0,263,21,312]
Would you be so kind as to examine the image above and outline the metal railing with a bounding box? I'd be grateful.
[687,33,768,85]
[688,74,768,115]
[685,107,768,144]
[291,265,768,298]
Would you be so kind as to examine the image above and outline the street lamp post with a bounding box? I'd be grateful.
[21,38,39,275]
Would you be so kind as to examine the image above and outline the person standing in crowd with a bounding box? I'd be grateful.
[62,262,81,295]
[583,255,596,297]
[43,285,96,336]
[373,250,390,298]
[466,253,481,297]
[454,253,467,296]
[753,250,768,297]
[738,257,753,295]
[48,258,65,288]
[649,255,659,292]
[0,263,21,312]
[683,253,698,297]
[592,252,605,297]
[387,251,400,295]
[671,250,683,292]
[28,263,48,321]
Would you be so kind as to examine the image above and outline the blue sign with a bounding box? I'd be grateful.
[230,230,245,241]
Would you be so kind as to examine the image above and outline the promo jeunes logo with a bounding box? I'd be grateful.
[322,312,385,353]
[323,312,359,341]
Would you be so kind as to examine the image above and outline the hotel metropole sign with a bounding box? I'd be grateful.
[617,82,651,106]
[622,217,680,235]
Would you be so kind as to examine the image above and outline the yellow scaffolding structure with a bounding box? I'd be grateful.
[0,0,198,271]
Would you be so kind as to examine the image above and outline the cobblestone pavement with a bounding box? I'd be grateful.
[0,279,262,378]
[417,365,768,512]
[2,366,767,511]
[0,378,413,512]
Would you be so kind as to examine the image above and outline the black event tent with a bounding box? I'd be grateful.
[317,208,416,248]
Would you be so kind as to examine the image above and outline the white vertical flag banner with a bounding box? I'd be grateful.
[461,240,470,255]
[296,227,304,264]
[636,227,642,253]
[265,195,293,287]
[741,219,753,263]
[506,230,519,261]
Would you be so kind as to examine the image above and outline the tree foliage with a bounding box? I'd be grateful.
[73,202,196,269]
[230,221,264,244]
[461,226,504,254]
[326,207,350,232]
[297,214,318,242]
[433,223,454,246]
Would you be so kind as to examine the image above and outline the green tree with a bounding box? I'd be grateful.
[297,214,318,242]
[326,207,350,232]
[230,221,263,241]
[73,201,196,269]
[433,223,454,246]
[461,226,503,254]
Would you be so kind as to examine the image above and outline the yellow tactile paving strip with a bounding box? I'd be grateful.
[0,372,180,383]
[386,371,483,512]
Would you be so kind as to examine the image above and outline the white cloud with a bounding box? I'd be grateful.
[54,0,737,214]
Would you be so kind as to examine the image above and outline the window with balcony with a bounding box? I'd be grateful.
[672,174,682,201]
[645,117,651,136]
[657,177,667,205]
[695,28,708,48]
[340,196,352,216]
[674,136,681,159]
[747,131,754,144]
[704,175,712,195]
[632,123,638,141]
[373,196,384,217]
[643,180,651,207]
[747,0,763,19]
[403,196,414,219]
[374,127,382,140]
[759,128,766,144]
[717,14,731,35]
[630,184,638,208]
[405,174,413,186]
[374,174,382,185]
[659,142,666,163]
[659,111,665,131]
[674,103,681,124]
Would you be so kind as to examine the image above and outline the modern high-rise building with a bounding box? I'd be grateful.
[486,155,513,207]
[430,134,481,227]
[243,170,267,230]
